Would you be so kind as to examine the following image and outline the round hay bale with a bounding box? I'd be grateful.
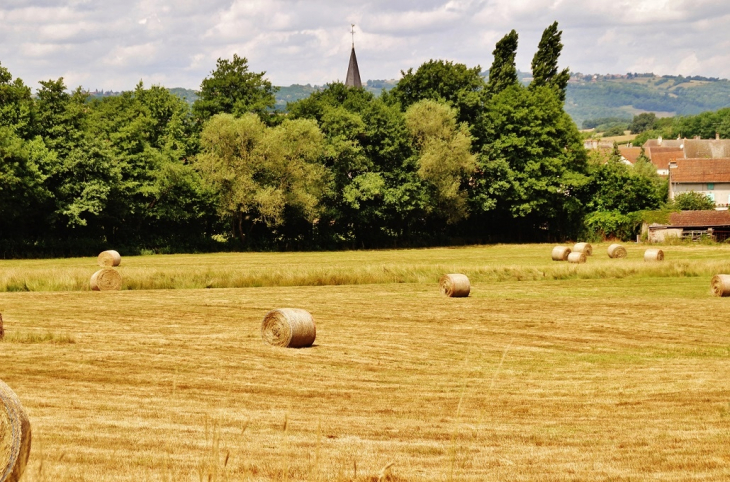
[551,246,571,261]
[711,275,730,297]
[607,244,627,258]
[0,380,31,482]
[97,250,121,267]
[439,274,470,298]
[261,309,316,348]
[567,252,587,264]
[573,242,593,256]
[90,268,122,291]
[644,249,664,262]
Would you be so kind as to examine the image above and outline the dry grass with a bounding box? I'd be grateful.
[0,245,729,480]
[4,243,730,292]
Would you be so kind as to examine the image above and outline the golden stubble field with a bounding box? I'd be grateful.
[1,244,729,481]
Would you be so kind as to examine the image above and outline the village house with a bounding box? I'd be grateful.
[647,210,730,242]
[668,158,730,208]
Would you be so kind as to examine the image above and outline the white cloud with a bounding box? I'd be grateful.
[1,0,730,91]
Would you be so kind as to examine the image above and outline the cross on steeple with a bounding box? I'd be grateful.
[345,23,362,88]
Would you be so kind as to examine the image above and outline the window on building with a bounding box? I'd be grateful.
[708,183,715,190]
[707,192,716,202]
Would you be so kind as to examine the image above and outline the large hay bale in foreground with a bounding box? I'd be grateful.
[439,274,470,298]
[97,250,121,267]
[644,249,664,262]
[567,252,587,264]
[261,309,316,348]
[90,268,122,291]
[573,242,593,256]
[607,244,627,258]
[0,380,31,482]
[711,275,730,297]
[551,246,571,261]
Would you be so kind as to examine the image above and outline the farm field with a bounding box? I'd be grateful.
[1,244,729,481]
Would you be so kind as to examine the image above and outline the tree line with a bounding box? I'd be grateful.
[1,22,671,257]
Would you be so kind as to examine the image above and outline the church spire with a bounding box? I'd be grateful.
[345,24,362,88]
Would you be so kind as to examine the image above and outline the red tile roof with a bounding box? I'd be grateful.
[651,149,684,170]
[646,146,685,161]
[618,147,642,164]
[668,210,730,227]
[671,158,730,183]
[683,139,730,158]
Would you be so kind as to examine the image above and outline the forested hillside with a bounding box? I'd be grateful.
[565,74,730,125]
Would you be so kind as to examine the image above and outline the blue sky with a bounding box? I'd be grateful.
[1,0,729,91]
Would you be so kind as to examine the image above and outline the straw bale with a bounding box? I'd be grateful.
[551,246,571,261]
[644,249,664,262]
[567,252,587,264]
[97,250,121,267]
[90,268,122,291]
[607,244,627,258]
[439,274,470,297]
[261,308,316,348]
[573,242,593,256]
[0,379,31,482]
[711,274,730,297]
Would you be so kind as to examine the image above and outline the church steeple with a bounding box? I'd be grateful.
[345,24,362,88]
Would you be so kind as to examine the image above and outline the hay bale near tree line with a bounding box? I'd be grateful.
[551,246,571,261]
[261,308,316,348]
[644,249,664,261]
[90,268,122,291]
[607,244,627,258]
[97,250,121,267]
[0,379,31,482]
[573,242,592,256]
[439,274,470,297]
[567,252,587,264]
[711,275,730,297]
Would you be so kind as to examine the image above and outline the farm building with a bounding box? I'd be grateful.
[647,210,730,242]
[668,158,730,207]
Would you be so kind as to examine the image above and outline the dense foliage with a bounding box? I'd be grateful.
[0,23,675,256]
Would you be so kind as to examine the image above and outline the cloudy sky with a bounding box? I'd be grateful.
[1,0,729,92]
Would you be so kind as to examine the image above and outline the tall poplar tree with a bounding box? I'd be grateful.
[486,30,519,96]
[530,21,570,102]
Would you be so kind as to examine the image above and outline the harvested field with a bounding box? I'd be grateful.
[0,244,729,481]
[4,243,730,292]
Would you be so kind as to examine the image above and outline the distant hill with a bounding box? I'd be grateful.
[137,72,730,127]
[168,87,198,104]
[165,80,398,110]
[564,73,730,126]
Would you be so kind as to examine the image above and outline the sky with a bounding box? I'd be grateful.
[1,0,729,92]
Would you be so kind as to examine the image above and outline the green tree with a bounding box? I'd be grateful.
[487,30,519,96]
[192,54,278,124]
[529,21,570,102]
[0,128,53,239]
[0,62,34,138]
[586,150,665,214]
[404,99,476,224]
[384,60,485,126]
[85,82,214,244]
[672,191,715,210]
[474,85,588,238]
[629,112,657,134]
[196,113,328,243]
